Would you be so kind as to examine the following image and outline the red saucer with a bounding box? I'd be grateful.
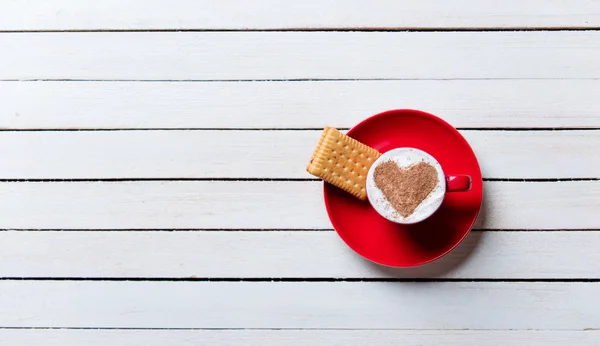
[324,109,483,267]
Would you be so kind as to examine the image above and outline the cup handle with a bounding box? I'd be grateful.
[446,175,471,192]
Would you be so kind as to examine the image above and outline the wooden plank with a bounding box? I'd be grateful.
[2,32,600,80]
[1,130,598,179]
[1,329,598,346]
[0,281,598,329]
[0,181,596,229]
[0,231,598,279]
[2,0,600,30]
[3,80,600,129]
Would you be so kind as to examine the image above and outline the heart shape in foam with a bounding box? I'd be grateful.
[372,160,439,218]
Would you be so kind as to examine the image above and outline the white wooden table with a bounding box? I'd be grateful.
[1,1,600,345]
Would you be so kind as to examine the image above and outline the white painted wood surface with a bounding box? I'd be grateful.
[2,130,598,179]
[3,32,600,80]
[1,281,599,329]
[3,80,600,129]
[1,2,599,344]
[0,181,597,229]
[0,329,600,346]
[2,329,599,346]
[0,231,598,279]
[3,0,600,30]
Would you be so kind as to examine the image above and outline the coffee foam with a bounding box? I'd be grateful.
[366,148,446,224]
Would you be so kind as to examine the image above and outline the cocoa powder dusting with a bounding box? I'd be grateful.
[373,160,439,218]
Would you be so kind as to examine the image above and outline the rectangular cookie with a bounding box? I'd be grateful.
[306,127,381,200]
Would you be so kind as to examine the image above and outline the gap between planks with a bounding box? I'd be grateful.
[0,279,599,283]
[0,229,597,232]
[3,28,600,33]
[0,179,597,182]
[2,128,600,131]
